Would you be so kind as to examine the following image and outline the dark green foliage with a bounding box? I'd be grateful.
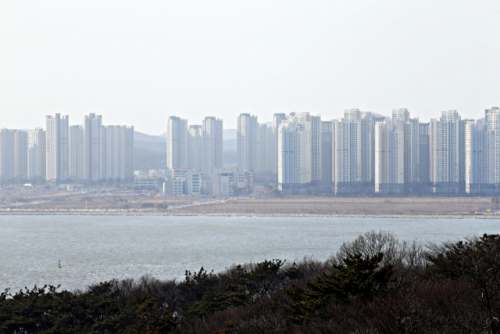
[0,259,299,333]
[141,202,155,208]
[427,234,500,334]
[156,203,168,211]
[285,253,393,323]
[0,282,179,334]
[180,260,298,320]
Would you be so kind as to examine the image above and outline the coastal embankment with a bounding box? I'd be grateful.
[0,208,498,219]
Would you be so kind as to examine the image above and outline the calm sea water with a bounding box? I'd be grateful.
[1,215,499,292]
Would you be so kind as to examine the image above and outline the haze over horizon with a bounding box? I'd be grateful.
[1,1,500,134]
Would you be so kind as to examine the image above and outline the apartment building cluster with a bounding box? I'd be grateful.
[0,113,134,183]
[239,108,500,195]
[165,115,258,196]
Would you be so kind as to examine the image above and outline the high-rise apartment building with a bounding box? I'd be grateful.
[46,114,69,182]
[407,118,420,183]
[287,112,321,182]
[202,116,223,180]
[0,129,15,180]
[278,119,312,193]
[188,125,203,173]
[392,109,419,184]
[418,123,430,183]
[272,113,287,178]
[14,130,28,179]
[374,121,405,194]
[69,125,85,180]
[464,119,495,194]
[310,115,322,182]
[360,112,379,183]
[166,116,188,171]
[256,123,274,176]
[430,110,461,193]
[331,109,383,193]
[321,121,333,184]
[83,113,103,181]
[332,112,362,193]
[237,113,258,171]
[485,107,500,185]
[103,125,134,180]
[28,129,46,180]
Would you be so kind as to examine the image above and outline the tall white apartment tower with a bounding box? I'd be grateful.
[69,125,85,180]
[46,114,69,182]
[419,123,430,183]
[237,113,258,171]
[272,113,287,178]
[332,110,363,193]
[104,125,134,180]
[278,119,312,193]
[392,109,419,183]
[103,125,119,180]
[188,125,203,173]
[374,121,405,194]
[430,110,461,193]
[465,119,495,194]
[202,116,223,180]
[256,123,274,176]
[360,112,378,183]
[0,129,15,180]
[83,113,103,181]
[310,115,322,182]
[485,107,500,185]
[321,121,333,184]
[28,129,46,180]
[14,130,28,179]
[288,112,321,182]
[166,116,188,171]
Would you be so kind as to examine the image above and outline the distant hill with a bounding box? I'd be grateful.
[135,131,165,143]
[159,129,237,140]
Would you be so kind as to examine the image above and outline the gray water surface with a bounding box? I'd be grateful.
[1,215,499,292]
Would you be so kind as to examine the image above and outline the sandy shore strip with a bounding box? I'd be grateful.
[0,209,499,219]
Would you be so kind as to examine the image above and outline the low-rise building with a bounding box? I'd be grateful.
[134,176,159,191]
[213,168,254,196]
[165,167,203,195]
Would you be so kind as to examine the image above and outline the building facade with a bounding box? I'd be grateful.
[69,125,85,181]
[0,129,15,180]
[28,129,46,180]
[188,125,203,173]
[83,113,103,181]
[202,116,223,180]
[46,114,69,182]
[166,116,188,171]
[14,130,28,179]
[237,113,258,171]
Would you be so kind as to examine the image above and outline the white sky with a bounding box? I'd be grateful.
[1,1,500,134]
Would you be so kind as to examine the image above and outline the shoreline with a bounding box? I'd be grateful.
[0,210,498,219]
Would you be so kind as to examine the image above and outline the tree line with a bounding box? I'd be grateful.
[1,230,500,333]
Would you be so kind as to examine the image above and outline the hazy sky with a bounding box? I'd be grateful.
[1,1,500,134]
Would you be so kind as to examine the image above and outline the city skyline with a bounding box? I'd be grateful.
[1,106,500,199]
